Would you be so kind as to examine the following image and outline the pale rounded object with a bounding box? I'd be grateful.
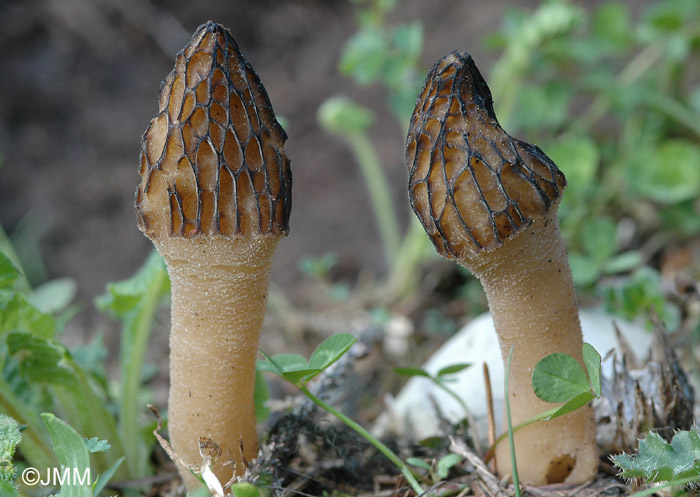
[374,306,653,444]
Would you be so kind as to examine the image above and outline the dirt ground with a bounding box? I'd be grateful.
[0,0,543,302]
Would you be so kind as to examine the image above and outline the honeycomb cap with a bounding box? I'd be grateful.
[406,51,565,260]
[135,21,292,239]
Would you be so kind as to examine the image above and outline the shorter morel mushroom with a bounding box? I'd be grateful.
[135,21,291,489]
[405,52,598,485]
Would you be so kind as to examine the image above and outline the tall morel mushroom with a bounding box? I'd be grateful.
[135,21,291,489]
[405,52,597,485]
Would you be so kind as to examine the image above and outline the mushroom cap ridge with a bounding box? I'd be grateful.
[136,21,292,239]
[406,51,565,261]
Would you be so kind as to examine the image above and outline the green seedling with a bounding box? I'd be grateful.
[406,453,462,484]
[95,250,169,477]
[487,343,602,459]
[319,0,434,301]
[258,333,424,494]
[505,348,522,497]
[395,363,471,417]
[394,363,478,448]
[318,97,401,273]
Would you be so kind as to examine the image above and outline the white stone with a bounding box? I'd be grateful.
[373,307,653,444]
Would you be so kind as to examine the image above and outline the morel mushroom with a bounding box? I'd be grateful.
[135,21,291,489]
[405,52,597,485]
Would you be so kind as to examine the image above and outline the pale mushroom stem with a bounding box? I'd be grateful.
[135,21,291,490]
[465,213,596,484]
[405,50,599,485]
[156,236,279,488]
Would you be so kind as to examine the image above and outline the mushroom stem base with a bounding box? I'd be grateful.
[154,235,279,490]
[465,213,598,485]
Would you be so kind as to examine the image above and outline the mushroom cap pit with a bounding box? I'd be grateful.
[406,51,565,261]
[135,21,291,240]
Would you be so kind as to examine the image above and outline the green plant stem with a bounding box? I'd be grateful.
[430,378,483,454]
[505,348,521,497]
[485,406,559,462]
[346,132,401,273]
[570,42,664,133]
[0,225,31,294]
[385,218,431,301]
[0,377,55,469]
[119,267,166,477]
[298,384,424,495]
[641,91,700,140]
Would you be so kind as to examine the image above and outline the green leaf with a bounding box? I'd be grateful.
[0,294,56,339]
[394,367,431,378]
[391,22,423,58]
[376,0,397,13]
[593,2,632,48]
[308,333,357,371]
[603,251,643,274]
[281,368,324,384]
[259,334,356,386]
[0,481,21,496]
[0,414,21,484]
[91,456,124,497]
[627,140,700,204]
[95,251,168,318]
[659,201,700,238]
[582,343,601,397]
[339,28,386,85]
[27,278,77,314]
[547,137,599,197]
[6,332,77,386]
[0,414,21,461]
[318,97,374,136]
[83,437,110,453]
[298,253,338,279]
[231,482,261,497]
[613,430,700,482]
[436,363,471,377]
[256,355,284,376]
[267,353,309,372]
[257,352,320,384]
[98,251,168,478]
[511,82,571,131]
[568,253,600,287]
[41,413,91,497]
[406,457,431,470]
[0,251,19,290]
[254,370,270,423]
[582,216,618,261]
[545,392,595,420]
[436,453,462,479]
[532,352,590,403]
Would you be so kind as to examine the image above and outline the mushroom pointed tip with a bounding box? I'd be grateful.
[406,50,565,261]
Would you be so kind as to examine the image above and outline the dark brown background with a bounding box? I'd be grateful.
[0,0,545,302]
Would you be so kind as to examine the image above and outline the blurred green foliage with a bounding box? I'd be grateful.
[486,0,700,327]
[329,0,700,328]
[0,246,167,494]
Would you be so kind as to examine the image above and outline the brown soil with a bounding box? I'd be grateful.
[0,0,537,301]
